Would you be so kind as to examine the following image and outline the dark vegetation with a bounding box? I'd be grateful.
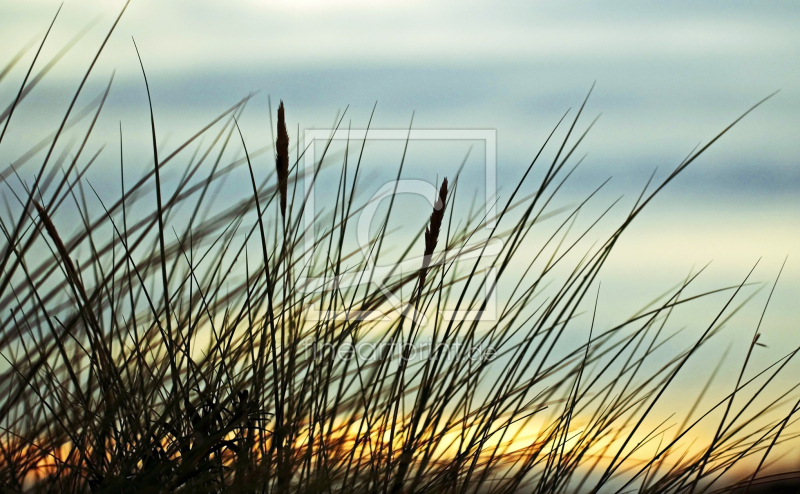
[0,3,798,493]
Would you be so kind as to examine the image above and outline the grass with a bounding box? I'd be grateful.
[0,4,798,493]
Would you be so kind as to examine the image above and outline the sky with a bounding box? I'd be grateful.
[2,3,795,263]
[3,0,799,185]
[2,0,800,458]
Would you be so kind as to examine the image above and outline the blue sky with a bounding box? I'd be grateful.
[3,0,798,186]
[2,0,798,295]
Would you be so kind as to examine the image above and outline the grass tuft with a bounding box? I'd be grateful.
[0,11,796,494]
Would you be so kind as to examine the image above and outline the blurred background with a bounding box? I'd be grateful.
[2,0,799,460]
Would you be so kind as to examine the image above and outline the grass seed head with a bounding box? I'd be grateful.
[276,100,290,219]
[420,177,448,289]
[424,177,448,258]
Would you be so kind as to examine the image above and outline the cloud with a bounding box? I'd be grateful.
[2,0,798,72]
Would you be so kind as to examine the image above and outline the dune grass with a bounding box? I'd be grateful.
[0,4,798,494]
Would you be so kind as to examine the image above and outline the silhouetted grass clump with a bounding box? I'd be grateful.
[1,4,798,494]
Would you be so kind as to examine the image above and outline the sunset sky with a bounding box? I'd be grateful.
[2,0,799,430]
